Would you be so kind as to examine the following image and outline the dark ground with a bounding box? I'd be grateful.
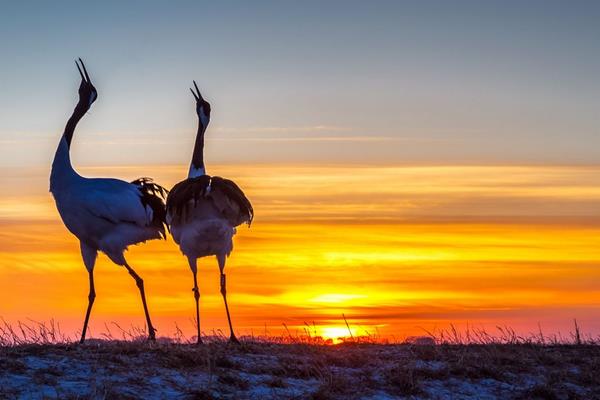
[1,340,599,399]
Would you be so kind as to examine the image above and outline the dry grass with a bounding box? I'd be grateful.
[2,317,598,347]
[1,340,599,399]
[1,320,599,399]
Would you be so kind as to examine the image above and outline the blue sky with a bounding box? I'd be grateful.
[1,1,599,167]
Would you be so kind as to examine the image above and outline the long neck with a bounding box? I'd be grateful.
[188,118,207,178]
[50,104,87,190]
[63,103,87,148]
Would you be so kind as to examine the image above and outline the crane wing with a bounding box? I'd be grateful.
[166,175,253,227]
[79,178,153,227]
[210,176,254,227]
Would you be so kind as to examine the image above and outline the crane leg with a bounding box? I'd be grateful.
[188,257,202,344]
[192,270,202,344]
[80,269,95,343]
[217,254,239,344]
[79,243,97,344]
[124,262,156,341]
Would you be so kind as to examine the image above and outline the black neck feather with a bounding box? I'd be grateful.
[63,103,88,149]
[191,120,206,172]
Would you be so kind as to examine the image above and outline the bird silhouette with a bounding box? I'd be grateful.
[49,59,168,343]
[166,82,253,344]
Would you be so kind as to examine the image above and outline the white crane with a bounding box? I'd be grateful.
[49,59,168,343]
[166,82,253,344]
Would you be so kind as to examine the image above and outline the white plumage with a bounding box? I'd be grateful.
[51,140,164,265]
[50,59,167,343]
[170,207,235,261]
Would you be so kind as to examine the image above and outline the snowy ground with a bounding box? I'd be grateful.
[0,340,598,399]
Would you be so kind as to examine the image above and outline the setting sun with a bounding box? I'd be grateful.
[318,326,357,344]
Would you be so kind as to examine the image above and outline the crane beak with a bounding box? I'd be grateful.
[191,80,204,101]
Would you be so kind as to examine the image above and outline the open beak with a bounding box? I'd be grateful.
[190,80,204,101]
[76,58,92,84]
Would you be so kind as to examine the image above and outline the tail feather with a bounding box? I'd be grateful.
[131,177,169,238]
[211,176,254,226]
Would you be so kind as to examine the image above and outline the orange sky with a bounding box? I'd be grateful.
[2,164,600,342]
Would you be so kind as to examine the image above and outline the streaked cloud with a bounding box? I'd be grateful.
[213,125,354,133]
[2,164,600,339]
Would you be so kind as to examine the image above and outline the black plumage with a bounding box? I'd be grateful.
[166,175,253,227]
[131,177,169,238]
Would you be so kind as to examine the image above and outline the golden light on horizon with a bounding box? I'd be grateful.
[2,164,600,340]
[318,326,358,344]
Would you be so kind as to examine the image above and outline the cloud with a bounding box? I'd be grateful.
[211,135,399,143]
[4,164,600,338]
[213,125,354,133]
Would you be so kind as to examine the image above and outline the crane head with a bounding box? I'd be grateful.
[75,58,97,109]
[190,80,211,132]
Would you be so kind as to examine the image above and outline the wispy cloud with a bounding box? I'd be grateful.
[210,135,399,143]
[0,126,456,147]
[213,125,354,133]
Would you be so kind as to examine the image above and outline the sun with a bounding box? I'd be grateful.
[319,326,356,344]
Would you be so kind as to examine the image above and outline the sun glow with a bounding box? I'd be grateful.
[319,326,357,344]
[309,293,366,304]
